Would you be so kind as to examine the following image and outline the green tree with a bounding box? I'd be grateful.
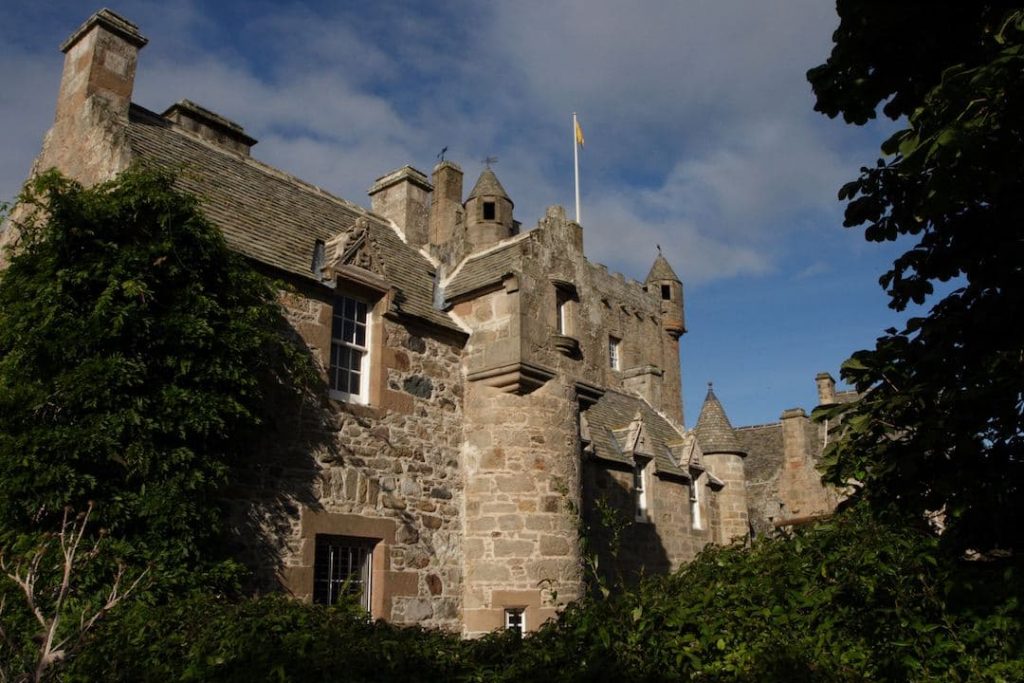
[808,3,1024,553]
[0,168,314,587]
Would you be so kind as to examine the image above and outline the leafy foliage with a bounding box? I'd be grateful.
[809,4,1024,554]
[0,169,313,587]
[59,506,1024,682]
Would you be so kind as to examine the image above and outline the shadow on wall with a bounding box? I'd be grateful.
[581,462,671,590]
[223,317,341,594]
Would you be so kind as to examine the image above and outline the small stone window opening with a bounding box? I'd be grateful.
[690,478,704,530]
[504,607,526,635]
[313,534,374,611]
[634,459,651,522]
[483,201,496,220]
[609,336,621,370]
[330,295,370,404]
[661,284,672,301]
[556,288,572,336]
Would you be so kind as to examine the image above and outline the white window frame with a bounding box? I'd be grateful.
[504,607,526,634]
[634,458,651,522]
[329,294,371,404]
[690,476,704,530]
[609,336,621,370]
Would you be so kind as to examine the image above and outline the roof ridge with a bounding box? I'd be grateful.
[441,230,532,289]
[130,103,380,224]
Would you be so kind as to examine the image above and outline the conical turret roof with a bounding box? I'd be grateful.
[694,383,743,455]
[645,252,680,283]
[466,168,512,205]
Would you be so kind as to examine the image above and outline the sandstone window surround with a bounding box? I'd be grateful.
[330,294,372,403]
[313,534,375,610]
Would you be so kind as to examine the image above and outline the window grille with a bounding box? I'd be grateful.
[313,534,373,610]
[504,608,525,634]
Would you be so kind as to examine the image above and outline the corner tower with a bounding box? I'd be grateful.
[645,252,685,424]
[694,384,748,543]
[464,167,515,252]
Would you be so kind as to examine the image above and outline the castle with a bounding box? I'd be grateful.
[10,10,845,636]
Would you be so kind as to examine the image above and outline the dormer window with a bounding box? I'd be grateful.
[483,201,496,220]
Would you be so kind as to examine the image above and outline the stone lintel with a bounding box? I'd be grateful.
[466,361,555,394]
[573,379,605,409]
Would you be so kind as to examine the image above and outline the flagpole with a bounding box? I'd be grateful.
[573,112,581,224]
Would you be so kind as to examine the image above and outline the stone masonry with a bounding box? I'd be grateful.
[10,8,846,636]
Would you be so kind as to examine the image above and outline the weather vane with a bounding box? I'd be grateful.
[482,155,498,169]
[437,146,448,162]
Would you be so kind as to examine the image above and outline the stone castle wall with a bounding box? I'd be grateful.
[230,279,468,630]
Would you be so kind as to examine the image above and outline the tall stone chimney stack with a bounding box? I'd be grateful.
[815,372,837,406]
[56,10,147,125]
[368,166,432,248]
[37,9,147,186]
[428,161,466,264]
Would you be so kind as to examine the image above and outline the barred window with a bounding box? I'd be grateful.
[313,534,374,610]
[504,608,526,635]
[330,295,369,403]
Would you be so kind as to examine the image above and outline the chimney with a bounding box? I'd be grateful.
[428,161,465,261]
[37,9,146,186]
[162,100,257,155]
[56,10,147,123]
[815,372,836,406]
[368,166,432,248]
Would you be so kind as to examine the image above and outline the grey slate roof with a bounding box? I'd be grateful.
[466,168,511,203]
[694,385,744,455]
[126,105,461,333]
[644,253,680,283]
[583,390,688,478]
[444,239,524,301]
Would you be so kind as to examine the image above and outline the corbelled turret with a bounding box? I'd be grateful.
[694,383,748,543]
[645,252,685,339]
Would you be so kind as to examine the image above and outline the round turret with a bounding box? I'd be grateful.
[464,167,514,251]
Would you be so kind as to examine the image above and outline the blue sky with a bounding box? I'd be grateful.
[0,1,910,427]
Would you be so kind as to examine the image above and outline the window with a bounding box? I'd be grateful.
[504,608,526,635]
[313,534,374,610]
[483,201,496,220]
[330,295,370,403]
[556,289,571,335]
[661,284,672,301]
[634,459,650,522]
[608,336,621,370]
[690,478,703,530]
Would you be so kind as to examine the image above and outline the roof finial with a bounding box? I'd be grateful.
[657,244,662,255]
[482,155,498,169]
[437,146,448,162]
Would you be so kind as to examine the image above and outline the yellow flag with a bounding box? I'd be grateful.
[575,119,585,148]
